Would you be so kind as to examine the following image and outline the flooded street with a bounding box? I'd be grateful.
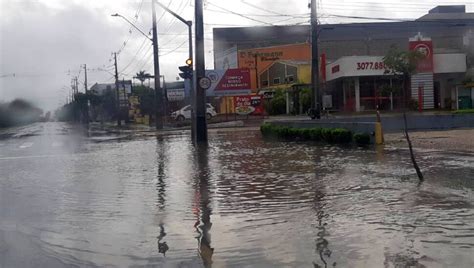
[0,122,473,267]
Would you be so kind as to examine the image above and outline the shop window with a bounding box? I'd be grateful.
[273,77,281,85]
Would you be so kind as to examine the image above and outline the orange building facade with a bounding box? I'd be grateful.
[237,43,311,90]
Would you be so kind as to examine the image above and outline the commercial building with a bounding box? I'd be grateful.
[213,5,474,111]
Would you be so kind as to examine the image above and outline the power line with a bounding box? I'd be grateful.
[160,40,188,56]
[206,1,274,26]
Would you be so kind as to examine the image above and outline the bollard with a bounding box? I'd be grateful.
[375,122,384,145]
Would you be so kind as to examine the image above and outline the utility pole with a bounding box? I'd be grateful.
[83,64,90,125]
[114,52,122,126]
[84,64,88,93]
[310,0,321,119]
[152,0,163,130]
[194,0,208,143]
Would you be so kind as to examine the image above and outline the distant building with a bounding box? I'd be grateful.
[213,5,474,111]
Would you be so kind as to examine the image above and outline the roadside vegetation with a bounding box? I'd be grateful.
[453,109,474,114]
[260,123,371,145]
[0,99,44,128]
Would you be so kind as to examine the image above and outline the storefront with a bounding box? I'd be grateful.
[325,52,467,111]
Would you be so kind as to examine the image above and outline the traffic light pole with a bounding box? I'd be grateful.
[155,1,195,138]
[194,0,207,143]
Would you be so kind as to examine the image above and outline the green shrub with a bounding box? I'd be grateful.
[453,109,474,114]
[260,124,353,144]
[353,133,371,145]
[331,128,352,143]
[310,128,322,141]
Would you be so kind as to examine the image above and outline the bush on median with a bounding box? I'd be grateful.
[260,123,357,144]
[353,133,371,145]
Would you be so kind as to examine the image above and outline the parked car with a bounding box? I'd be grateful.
[171,103,217,121]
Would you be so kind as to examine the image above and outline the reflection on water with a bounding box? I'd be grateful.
[194,145,214,267]
[0,123,473,267]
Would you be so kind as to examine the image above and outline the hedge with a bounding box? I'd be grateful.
[260,123,355,144]
[353,133,371,145]
[260,123,373,145]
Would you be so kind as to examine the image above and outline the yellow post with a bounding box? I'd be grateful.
[375,110,384,145]
[375,122,384,145]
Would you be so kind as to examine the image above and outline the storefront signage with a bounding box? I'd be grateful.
[356,61,387,71]
[326,56,390,82]
[234,95,263,115]
[409,39,434,73]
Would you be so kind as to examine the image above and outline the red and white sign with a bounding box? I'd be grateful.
[409,40,434,73]
[206,68,252,96]
[234,95,263,115]
[326,56,389,81]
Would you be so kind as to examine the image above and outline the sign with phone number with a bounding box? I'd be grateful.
[356,62,387,71]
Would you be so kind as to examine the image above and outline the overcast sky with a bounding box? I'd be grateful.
[1,0,473,111]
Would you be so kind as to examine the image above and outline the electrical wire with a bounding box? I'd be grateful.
[206,1,274,26]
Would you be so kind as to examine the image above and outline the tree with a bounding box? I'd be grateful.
[135,70,152,86]
[383,46,424,181]
[383,46,424,108]
[132,85,155,123]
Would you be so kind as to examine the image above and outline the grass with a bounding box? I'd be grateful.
[453,109,474,114]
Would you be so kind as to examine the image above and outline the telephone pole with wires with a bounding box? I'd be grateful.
[309,0,321,119]
[83,64,90,125]
[114,52,122,126]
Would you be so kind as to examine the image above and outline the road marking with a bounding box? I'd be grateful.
[0,154,70,161]
[19,142,34,149]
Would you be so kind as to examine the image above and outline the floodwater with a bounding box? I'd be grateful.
[0,122,473,267]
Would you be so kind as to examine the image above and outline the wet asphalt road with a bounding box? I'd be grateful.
[0,122,473,267]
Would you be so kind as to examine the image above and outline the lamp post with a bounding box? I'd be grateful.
[111,1,163,130]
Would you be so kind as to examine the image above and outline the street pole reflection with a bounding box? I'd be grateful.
[312,153,336,268]
[156,137,169,256]
[193,144,214,267]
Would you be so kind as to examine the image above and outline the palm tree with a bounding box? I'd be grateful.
[135,70,151,86]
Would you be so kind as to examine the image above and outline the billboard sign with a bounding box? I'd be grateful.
[167,88,185,101]
[206,68,252,96]
[234,95,263,115]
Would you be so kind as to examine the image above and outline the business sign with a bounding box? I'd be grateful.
[234,95,263,115]
[409,40,434,73]
[206,68,252,96]
[326,56,390,81]
[167,88,185,101]
[118,80,132,94]
[214,46,238,70]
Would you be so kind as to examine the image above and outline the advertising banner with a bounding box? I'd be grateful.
[234,95,263,115]
[167,88,185,101]
[206,68,252,96]
[409,40,434,73]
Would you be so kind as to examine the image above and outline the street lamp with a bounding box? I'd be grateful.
[111,2,163,130]
[111,13,152,41]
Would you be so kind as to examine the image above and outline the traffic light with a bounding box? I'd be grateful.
[179,59,193,79]
[178,65,192,79]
